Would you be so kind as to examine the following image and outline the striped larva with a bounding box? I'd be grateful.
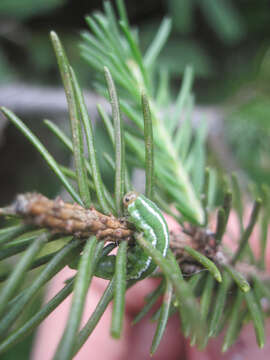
[95,191,169,280]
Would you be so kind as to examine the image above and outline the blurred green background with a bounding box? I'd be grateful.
[0,0,270,357]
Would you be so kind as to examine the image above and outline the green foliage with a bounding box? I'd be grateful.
[226,98,270,187]
[198,0,245,44]
[54,237,101,360]
[0,50,16,83]
[168,0,245,44]
[0,0,66,20]
[0,1,269,358]
[141,0,246,79]
[81,4,205,224]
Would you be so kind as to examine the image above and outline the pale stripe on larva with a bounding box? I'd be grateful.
[126,192,169,280]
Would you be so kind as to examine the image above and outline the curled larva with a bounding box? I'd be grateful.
[96,192,169,280]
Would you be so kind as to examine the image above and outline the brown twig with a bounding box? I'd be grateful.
[0,193,132,242]
[170,225,270,282]
[1,192,269,282]
[170,225,217,261]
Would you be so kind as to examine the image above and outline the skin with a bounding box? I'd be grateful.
[32,209,270,360]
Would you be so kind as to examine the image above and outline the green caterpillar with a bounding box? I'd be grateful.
[95,191,169,280]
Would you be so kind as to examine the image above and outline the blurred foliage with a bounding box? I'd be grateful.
[168,0,245,43]
[0,0,269,88]
[0,268,44,360]
[146,0,246,78]
[224,47,270,188]
[0,0,66,20]
[1,335,33,360]
[0,0,68,85]
[0,49,16,82]
[139,24,213,78]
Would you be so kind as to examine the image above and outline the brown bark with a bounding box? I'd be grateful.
[1,193,132,242]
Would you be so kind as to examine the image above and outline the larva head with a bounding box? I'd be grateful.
[123,191,139,208]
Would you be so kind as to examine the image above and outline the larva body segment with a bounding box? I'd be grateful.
[124,192,169,280]
[95,192,170,280]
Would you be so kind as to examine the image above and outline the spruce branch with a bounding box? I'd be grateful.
[81,2,205,224]
[0,193,132,242]
[0,1,269,358]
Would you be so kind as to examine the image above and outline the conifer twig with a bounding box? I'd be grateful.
[0,193,132,242]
